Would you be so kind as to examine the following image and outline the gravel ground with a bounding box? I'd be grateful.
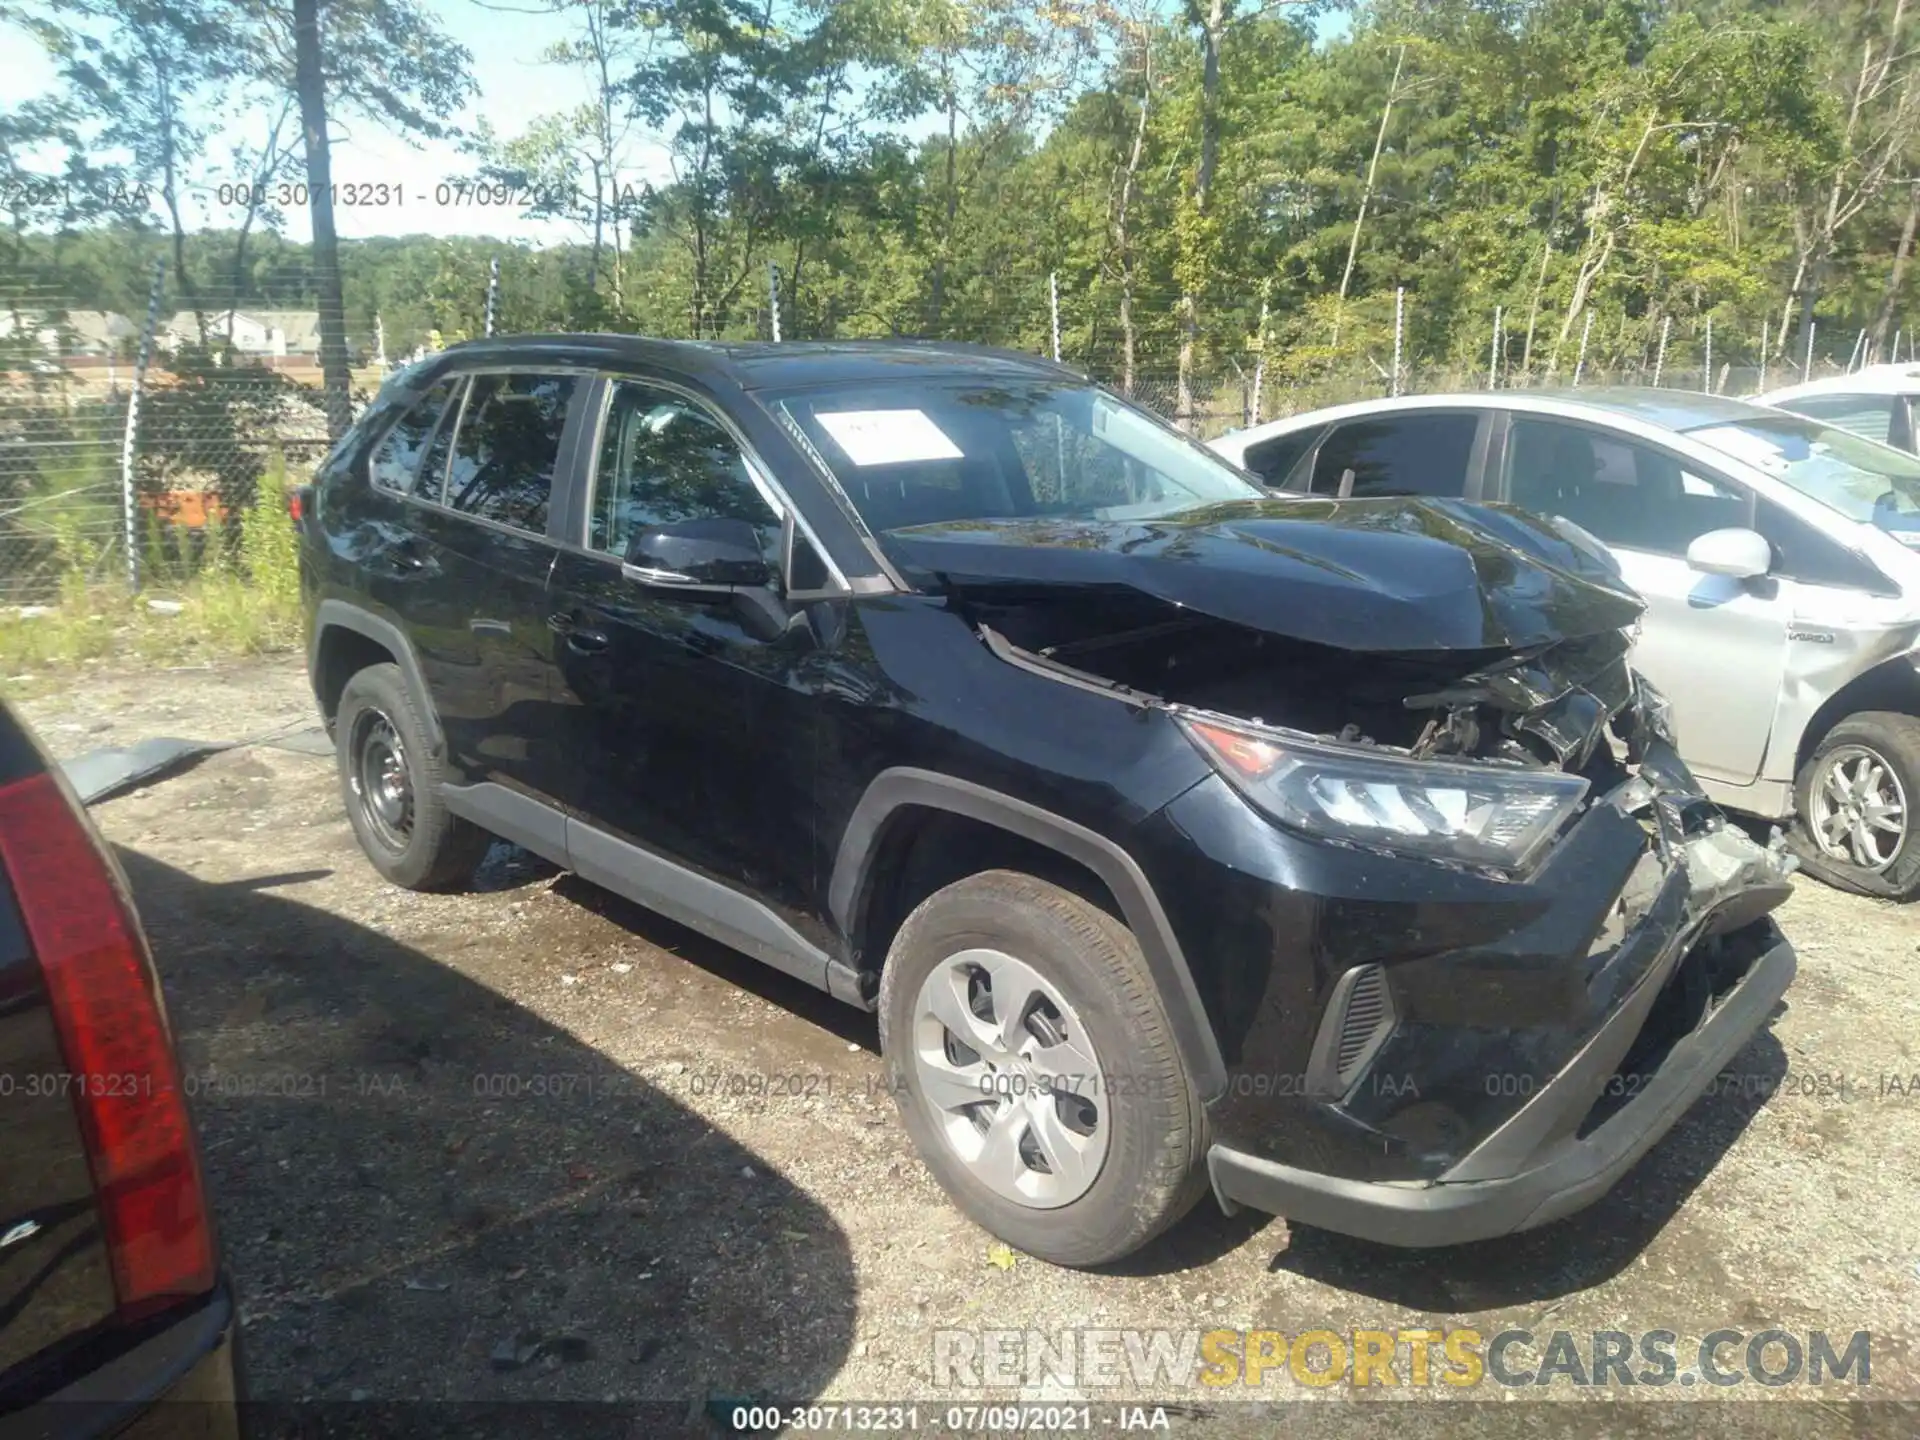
[10,656,1920,1437]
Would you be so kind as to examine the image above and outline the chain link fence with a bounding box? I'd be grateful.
[2,289,338,604]
[2,267,1879,606]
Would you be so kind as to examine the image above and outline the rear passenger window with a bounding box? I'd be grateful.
[446,373,579,534]
[1241,429,1318,488]
[369,379,459,495]
[1309,414,1477,498]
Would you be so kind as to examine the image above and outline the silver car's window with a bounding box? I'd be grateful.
[766,379,1262,533]
[1688,415,1920,538]
[1308,413,1476,498]
[1505,418,1747,555]
[1771,392,1904,448]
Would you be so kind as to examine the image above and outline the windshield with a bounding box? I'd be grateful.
[1688,414,1920,542]
[765,378,1264,534]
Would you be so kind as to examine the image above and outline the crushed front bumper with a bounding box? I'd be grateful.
[1207,925,1794,1246]
[1198,740,1801,1247]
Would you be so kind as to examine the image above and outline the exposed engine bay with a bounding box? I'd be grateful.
[970,587,1644,789]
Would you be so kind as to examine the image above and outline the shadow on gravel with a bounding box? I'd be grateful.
[551,873,881,1052]
[1267,1030,1789,1312]
[117,850,858,1415]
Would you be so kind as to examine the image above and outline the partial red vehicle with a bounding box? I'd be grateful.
[0,701,241,1436]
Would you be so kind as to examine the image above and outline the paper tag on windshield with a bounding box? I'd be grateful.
[817,409,964,467]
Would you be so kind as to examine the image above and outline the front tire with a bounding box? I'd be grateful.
[877,870,1207,1267]
[1793,711,1920,901]
[336,662,490,891]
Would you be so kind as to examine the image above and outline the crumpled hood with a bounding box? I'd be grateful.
[884,496,1646,652]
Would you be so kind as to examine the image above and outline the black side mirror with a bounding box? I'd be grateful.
[624,518,775,590]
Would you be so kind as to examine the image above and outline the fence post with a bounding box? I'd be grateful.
[1573,310,1593,387]
[1048,271,1062,363]
[1702,316,1712,394]
[1488,305,1503,390]
[1803,320,1816,381]
[1652,314,1671,387]
[1759,318,1770,393]
[1848,327,1867,372]
[374,312,387,373]
[484,256,499,338]
[1895,327,1903,365]
[768,262,782,343]
[1250,291,1269,424]
[1391,286,1405,397]
[118,259,165,596]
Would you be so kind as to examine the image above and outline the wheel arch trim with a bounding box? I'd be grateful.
[829,767,1227,1097]
[311,600,443,752]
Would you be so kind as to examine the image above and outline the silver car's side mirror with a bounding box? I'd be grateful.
[1685,527,1772,580]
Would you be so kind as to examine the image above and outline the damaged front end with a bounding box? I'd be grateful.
[912,499,1801,1244]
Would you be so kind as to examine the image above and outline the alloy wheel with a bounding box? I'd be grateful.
[910,948,1110,1209]
[1808,743,1908,873]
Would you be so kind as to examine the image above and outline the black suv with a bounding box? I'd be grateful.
[299,336,1798,1267]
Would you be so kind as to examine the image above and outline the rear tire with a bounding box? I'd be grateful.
[877,870,1208,1267]
[1792,710,1920,901]
[336,663,490,891]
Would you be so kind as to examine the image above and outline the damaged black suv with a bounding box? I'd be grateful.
[299,336,1798,1266]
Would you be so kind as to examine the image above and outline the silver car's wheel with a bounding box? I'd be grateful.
[1807,743,1908,873]
[910,947,1110,1209]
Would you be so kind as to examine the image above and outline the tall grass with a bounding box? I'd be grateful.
[0,461,304,679]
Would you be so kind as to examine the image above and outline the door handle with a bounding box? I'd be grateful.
[548,612,609,654]
[392,538,427,571]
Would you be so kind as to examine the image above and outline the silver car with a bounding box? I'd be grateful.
[1754,363,1920,454]
[1211,389,1920,899]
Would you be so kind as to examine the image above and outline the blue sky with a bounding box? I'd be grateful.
[1,0,1353,248]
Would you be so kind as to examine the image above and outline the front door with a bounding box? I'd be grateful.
[1501,415,1790,787]
[546,376,824,943]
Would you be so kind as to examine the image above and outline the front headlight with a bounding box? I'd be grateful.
[1177,716,1590,873]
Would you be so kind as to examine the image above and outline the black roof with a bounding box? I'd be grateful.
[433,334,1083,391]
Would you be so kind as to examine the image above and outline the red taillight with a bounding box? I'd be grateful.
[0,773,215,1319]
[287,489,304,523]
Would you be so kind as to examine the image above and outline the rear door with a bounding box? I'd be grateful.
[410,369,590,801]
[1496,413,1789,787]
[1301,410,1489,499]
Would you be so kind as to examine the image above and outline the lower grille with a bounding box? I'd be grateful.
[1336,964,1389,1083]
[1307,961,1397,1098]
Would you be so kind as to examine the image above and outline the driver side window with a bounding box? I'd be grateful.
[589,381,780,561]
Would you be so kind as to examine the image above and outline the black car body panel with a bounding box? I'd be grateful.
[882,496,1645,652]
[301,334,1798,1248]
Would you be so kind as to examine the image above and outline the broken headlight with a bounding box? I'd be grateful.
[1178,716,1590,873]
[1632,671,1679,749]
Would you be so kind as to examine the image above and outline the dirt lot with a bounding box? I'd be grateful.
[10,656,1920,1436]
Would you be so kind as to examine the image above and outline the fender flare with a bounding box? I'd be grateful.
[828,767,1227,1098]
[310,600,443,752]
